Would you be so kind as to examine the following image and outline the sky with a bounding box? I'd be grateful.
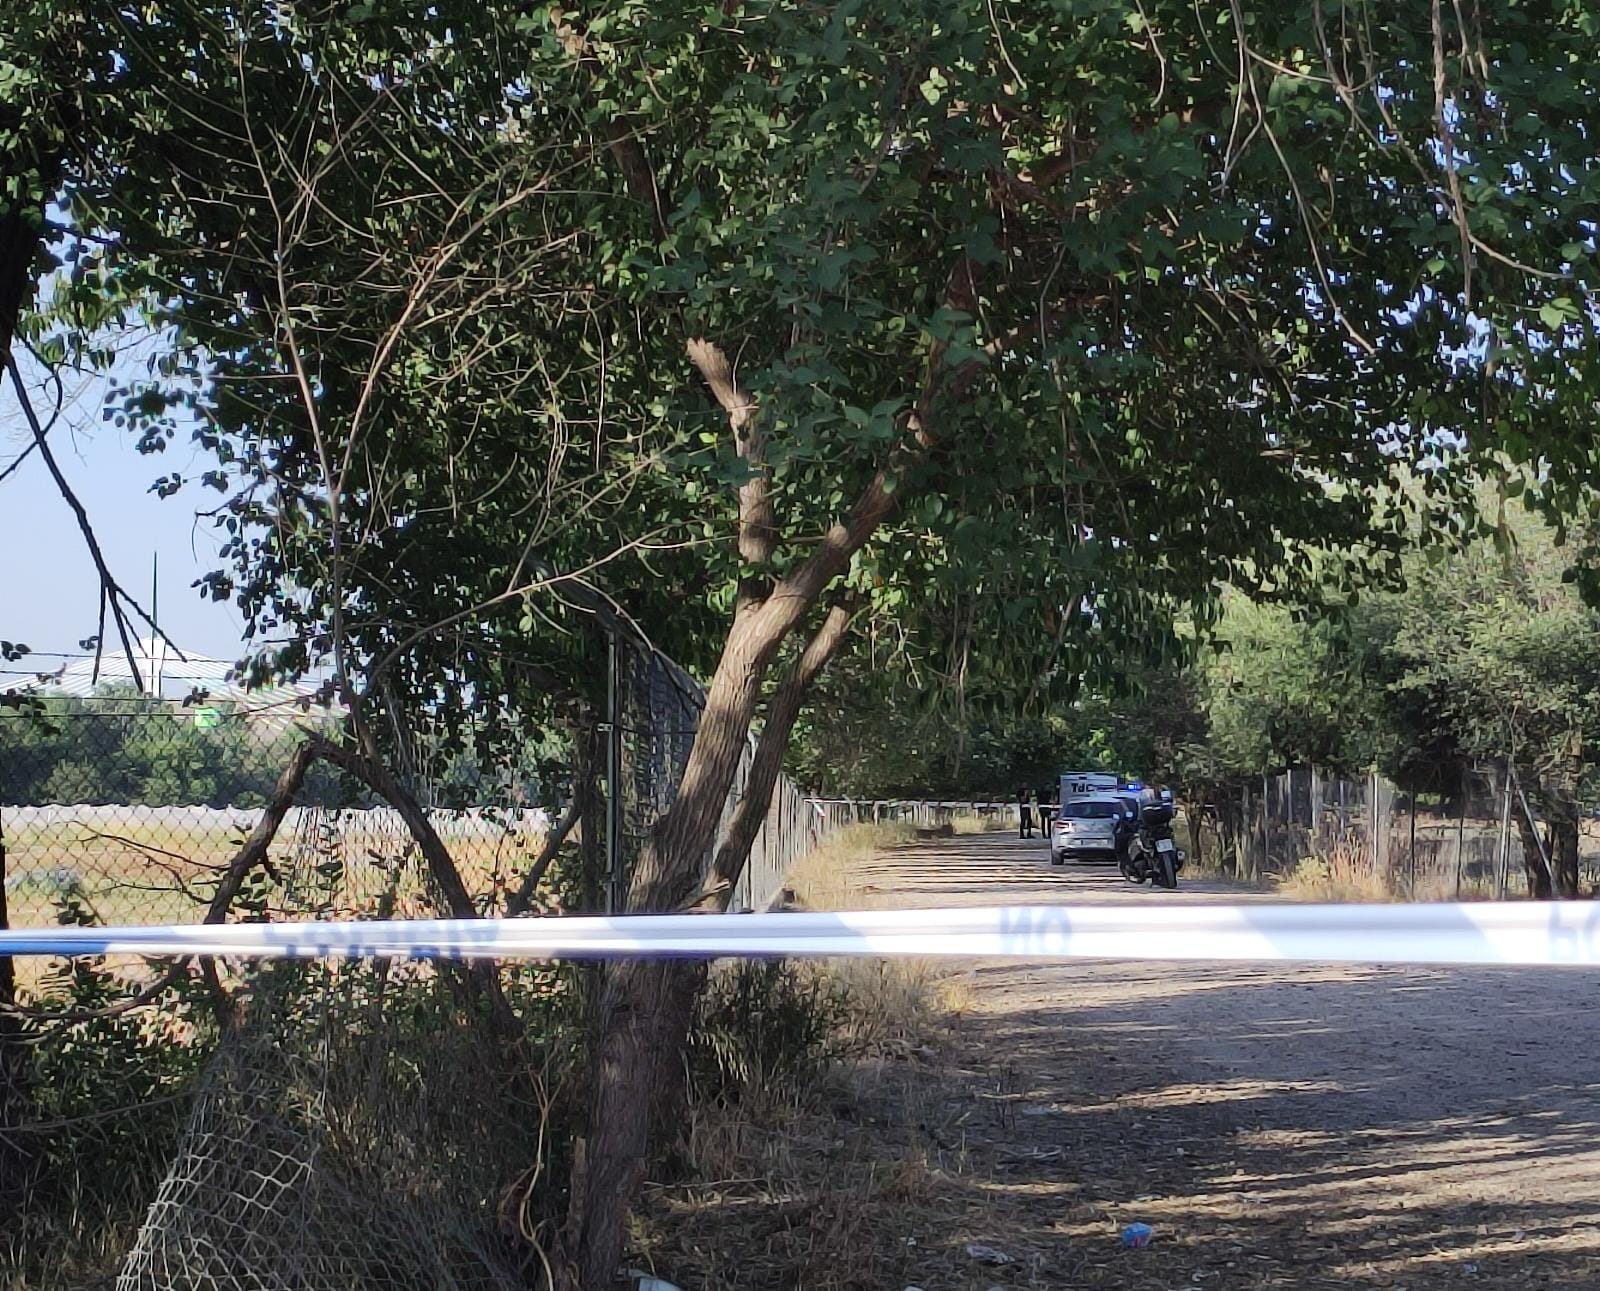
[0,355,248,668]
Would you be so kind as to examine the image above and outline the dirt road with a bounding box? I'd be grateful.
[836,829,1600,1288]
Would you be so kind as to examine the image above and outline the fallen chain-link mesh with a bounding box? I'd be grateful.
[115,959,536,1291]
[112,809,545,1291]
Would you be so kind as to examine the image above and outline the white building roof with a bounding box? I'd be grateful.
[30,636,336,725]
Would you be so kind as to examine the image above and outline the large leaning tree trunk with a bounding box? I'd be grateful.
[561,252,984,1285]
[632,599,860,1134]
[560,605,824,1287]
[700,600,857,912]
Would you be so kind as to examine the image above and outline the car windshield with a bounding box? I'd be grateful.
[1062,800,1117,820]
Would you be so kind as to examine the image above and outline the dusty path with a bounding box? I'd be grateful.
[832,830,1600,1288]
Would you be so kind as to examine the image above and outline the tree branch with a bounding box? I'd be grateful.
[507,782,587,917]
[204,739,321,921]
[306,735,476,918]
[5,355,186,693]
[687,336,776,602]
[765,256,986,618]
[1431,0,1475,309]
[306,733,523,1038]
[605,122,669,244]
[693,599,858,911]
[549,9,671,243]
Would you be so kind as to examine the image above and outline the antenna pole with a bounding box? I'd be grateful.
[150,551,160,698]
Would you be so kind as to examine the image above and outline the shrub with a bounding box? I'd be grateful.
[686,960,850,1107]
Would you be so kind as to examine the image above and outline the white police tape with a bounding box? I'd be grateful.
[3,900,1600,966]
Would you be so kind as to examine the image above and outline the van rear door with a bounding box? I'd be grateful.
[1059,772,1120,807]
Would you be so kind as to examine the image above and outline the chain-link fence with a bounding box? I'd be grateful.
[114,958,545,1291]
[611,640,836,913]
[608,643,1008,912]
[1194,765,1600,898]
[1,652,1006,934]
[1,632,871,1291]
[0,684,568,1291]
[0,694,555,938]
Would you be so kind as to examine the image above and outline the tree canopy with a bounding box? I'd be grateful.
[7,1,1599,719]
[8,2,1600,1280]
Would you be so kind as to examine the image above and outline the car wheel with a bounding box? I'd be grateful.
[1050,852,1064,866]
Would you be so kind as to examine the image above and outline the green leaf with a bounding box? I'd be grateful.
[1539,297,1580,329]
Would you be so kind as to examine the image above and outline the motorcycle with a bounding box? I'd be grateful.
[1117,791,1185,890]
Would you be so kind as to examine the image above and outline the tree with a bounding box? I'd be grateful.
[565,0,1593,1220]
[1371,490,1600,897]
[1153,490,1600,895]
[11,2,1600,1282]
[1200,592,1394,779]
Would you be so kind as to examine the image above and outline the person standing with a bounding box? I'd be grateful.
[1018,788,1034,839]
[1036,788,1054,842]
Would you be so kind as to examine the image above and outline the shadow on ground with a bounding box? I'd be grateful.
[910,960,1600,1288]
[738,830,1600,1289]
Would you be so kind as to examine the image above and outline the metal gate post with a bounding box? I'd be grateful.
[606,628,624,913]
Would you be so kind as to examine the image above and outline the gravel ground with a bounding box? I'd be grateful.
[824,829,1600,1289]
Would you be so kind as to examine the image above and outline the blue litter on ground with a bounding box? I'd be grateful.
[1121,1222,1154,1249]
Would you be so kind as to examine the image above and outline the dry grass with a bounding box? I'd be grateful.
[783,815,997,910]
[636,1095,954,1290]
[6,809,545,999]
[1179,824,1516,904]
[634,956,975,1291]
[782,822,919,910]
[632,819,1020,1289]
[821,958,947,1059]
[641,819,1600,1291]
[1272,839,1394,902]
[1272,839,1513,903]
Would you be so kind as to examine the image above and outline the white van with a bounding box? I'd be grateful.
[1059,771,1120,807]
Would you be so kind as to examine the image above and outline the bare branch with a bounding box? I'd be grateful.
[364,528,681,696]
[1432,0,1475,310]
[694,599,858,911]
[203,739,320,922]
[4,356,188,692]
[687,336,776,582]
[0,440,36,486]
[506,783,587,917]
[305,734,477,919]
[1228,0,1375,355]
